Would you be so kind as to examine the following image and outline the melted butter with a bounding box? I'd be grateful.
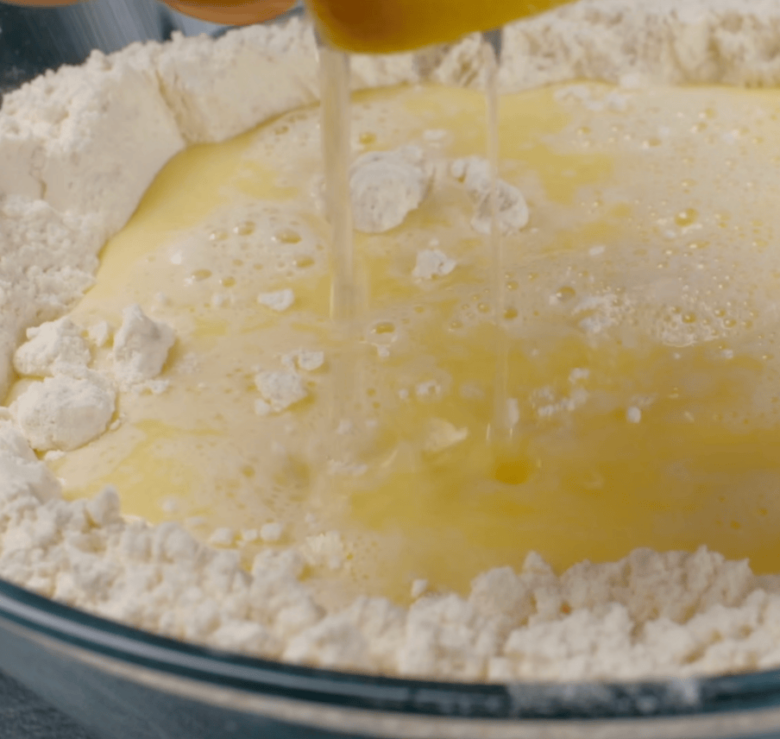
[42,82,780,604]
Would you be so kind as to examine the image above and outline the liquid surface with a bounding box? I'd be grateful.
[31,82,780,604]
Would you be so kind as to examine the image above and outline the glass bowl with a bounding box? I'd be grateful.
[3,2,780,737]
[6,575,780,739]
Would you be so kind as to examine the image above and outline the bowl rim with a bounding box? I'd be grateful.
[2,575,780,724]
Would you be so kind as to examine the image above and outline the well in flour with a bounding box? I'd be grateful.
[2,1,780,685]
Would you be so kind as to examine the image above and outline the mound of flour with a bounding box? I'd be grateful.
[3,1,780,681]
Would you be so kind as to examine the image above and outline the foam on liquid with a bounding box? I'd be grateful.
[26,82,780,604]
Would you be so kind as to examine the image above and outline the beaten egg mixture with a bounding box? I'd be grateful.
[20,81,780,607]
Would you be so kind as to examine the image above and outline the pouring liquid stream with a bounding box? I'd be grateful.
[50,19,780,592]
[318,43,364,455]
[482,32,533,483]
[482,31,523,483]
[319,31,519,474]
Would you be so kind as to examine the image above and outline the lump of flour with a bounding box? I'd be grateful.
[302,531,347,571]
[450,157,529,235]
[423,418,469,455]
[13,317,90,378]
[350,146,432,233]
[258,288,295,312]
[0,420,60,503]
[255,370,308,415]
[11,370,116,452]
[282,349,325,372]
[88,321,112,349]
[413,248,457,280]
[111,304,175,387]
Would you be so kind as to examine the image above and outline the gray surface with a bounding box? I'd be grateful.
[0,670,96,739]
[0,0,219,92]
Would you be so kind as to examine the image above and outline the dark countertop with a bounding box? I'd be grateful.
[0,0,218,93]
[0,670,96,739]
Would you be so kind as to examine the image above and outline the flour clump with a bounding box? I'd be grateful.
[350,146,432,233]
[11,371,116,451]
[88,321,113,348]
[111,304,175,387]
[450,157,529,235]
[413,248,457,280]
[282,349,325,372]
[13,317,91,377]
[255,370,308,414]
[258,288,295,312]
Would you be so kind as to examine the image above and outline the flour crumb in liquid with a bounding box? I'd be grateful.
[413,249,457,280]
[303,531,347,571]
[415,380,443,400]
[13,318,91,378]
[88,321,112,349]
[258,288,295,312]
[554,84,629,112]
[11,371,116,451]
[111,304,175,387]
[255,370,308,414]
[424,419,469,455]
[450,157,529,235]
[282,349,325,372]
[626,406,643,424]
[350,146,432,233]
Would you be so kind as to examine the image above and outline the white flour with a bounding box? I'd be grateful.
[350,146,432,233]
[11,371,116,452]
[13,318,91,378]
[111,304,175,388]
[450,157,529,235]
[258,288,296,312]
[413,248,457,280]
[283,349,325,373]
[254,370,309,414]
[3,0,780,682]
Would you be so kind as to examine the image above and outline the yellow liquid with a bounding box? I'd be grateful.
[30,82,780,604]
[308,0,575,53]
